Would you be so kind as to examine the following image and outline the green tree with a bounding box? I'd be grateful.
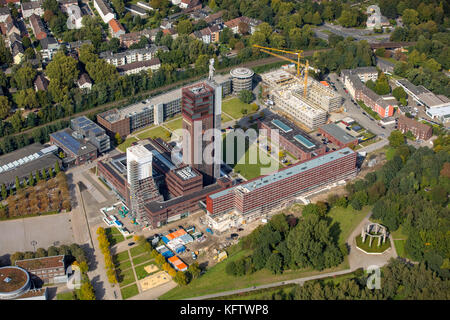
[402,9,419,25]
[388,130,405,148]
[311,12,322,25]
[79,279,96,300]
[177,20,193,35]
[41,168,47,180]
[266,253,283,274]
[115,132,122,145]
[188,262,201,279]
[238,90,253,104]
[45,51,79,102]
[1,183,7,200]
[15,176,21,190]
[54,161,61,173]
[392,86,406,102]
[174,271,188,285]
[0,95,11,119]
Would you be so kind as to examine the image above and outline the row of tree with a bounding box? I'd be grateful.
[97,227,118,285]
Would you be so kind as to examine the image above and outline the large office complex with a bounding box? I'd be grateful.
[97,74,232,139]
[395,79,450,109]
[261,69,342,130]
[0,143,60,190]
[206,147,357,222]
[126,145,163,224]
[71,116,110,153]
[230,67,254,94]
[97,138,232,228]
[181,81,222,185]
[258,113,326,161]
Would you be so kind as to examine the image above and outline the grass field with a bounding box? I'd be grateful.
[120,284,139,300]
[114,251,131,264]
[356,235,391,253]
[223,134,281,180]
[105,227,125,246]
[221,113,233,123]
[130,244,148,257]
[327,205,372,246]
[57,291,76,300]
[117,137,138,152]
[164,117,182,132]
[394,240,407,258]
[385,147,396,161]
[222,98,256,119]
[117,260,132,270]
[117,267,136,287]
[135,263,158,280]
[132,253,153,266]
[136,126,171,140]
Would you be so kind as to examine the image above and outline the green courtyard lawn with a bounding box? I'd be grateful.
[164,117,182,132]
[117,260,132,270]
[160,205,367,300]
[120,284,139,300]
[130,243,148,257]
[114,251,131,264]
[117,267,136,287]
[132,253,153,266]
[221,113,233,123]
[136,126,171,141]
[105,227,125,246]
[117,137,138,152]
[223,136,281,180]
[222,98,257,119]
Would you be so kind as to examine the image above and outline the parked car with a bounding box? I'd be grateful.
[381,126,386,129]
[127,242,135,247]
[237,228,244,232]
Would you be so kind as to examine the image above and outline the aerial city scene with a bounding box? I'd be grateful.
[0,0,448,305]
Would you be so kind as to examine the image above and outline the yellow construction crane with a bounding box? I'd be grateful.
[253,44,309,97]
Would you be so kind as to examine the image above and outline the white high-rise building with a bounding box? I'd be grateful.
[126,144,153,184]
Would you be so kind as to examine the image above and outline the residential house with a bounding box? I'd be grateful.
[108,18,125,38]
[34,73,49,91]
[99,45,167,66]
[192,24,222,44]
[116,57,161,75]
[94,0,115,24]
[136,1,153,11]
[29,14,47,40]
[179,0,200,9]
[77,73,92,90]
[0,6,10,22]
[119,28,160,47]
[125,4,147,17]
[160,19,172,30]
[59,0,79,13]
[21,1,44,19]
[224,16,262,35]
[11,41,24,64]
[397,115,433,140]
[40,36,60,61]
[66,4,83,29]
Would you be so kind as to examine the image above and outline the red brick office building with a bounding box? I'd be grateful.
[206,148,357,217]
[397,116,432,140]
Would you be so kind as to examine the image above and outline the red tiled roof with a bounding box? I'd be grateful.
[108,19,125,34]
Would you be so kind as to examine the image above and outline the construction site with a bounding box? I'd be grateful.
[254,45,344,131]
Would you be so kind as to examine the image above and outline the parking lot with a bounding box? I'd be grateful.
[0,212,75,259]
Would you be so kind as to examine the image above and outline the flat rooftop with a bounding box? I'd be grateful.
[262,113,323,153]
[209,147,354,199]
[15,255,65,271]
[174,166,199,180]
[0,267,29,293]
[0,143,59,185]
[320,123,358,145]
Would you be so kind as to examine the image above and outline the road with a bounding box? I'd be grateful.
[314,22,391,43]
[327,72,394,138]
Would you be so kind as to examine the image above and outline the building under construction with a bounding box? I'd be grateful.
[261,68,343,130]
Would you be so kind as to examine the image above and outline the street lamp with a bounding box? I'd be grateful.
[31,240,37,252]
